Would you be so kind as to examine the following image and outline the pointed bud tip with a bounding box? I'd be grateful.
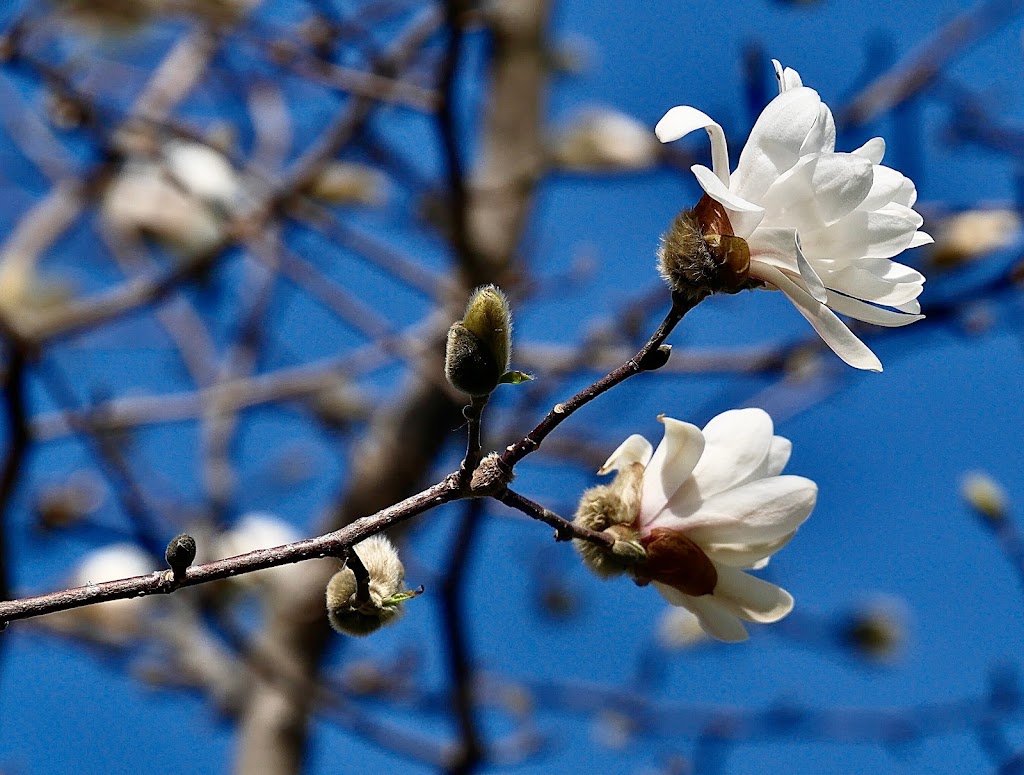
[445,285,515,396]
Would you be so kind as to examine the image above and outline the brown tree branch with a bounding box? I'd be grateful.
[0,474,461,625]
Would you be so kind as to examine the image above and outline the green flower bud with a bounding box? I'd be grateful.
[445,285,513,397]
[326,535,411,637]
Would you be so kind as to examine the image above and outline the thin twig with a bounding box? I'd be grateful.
[0,475,461,626]
[498,489,612,548]
[345,546,372,606]
[500,293,697,470]
[460,395,488,482]
[0,347,30,605]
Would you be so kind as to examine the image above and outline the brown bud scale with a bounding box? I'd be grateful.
[640,527,717,597]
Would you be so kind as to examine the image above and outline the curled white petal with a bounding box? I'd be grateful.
[598,433,653,475]
[690,164,765,238]
[655,105,731,185]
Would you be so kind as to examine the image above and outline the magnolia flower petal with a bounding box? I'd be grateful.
[747,225,800,274]
[897,298,922,314]
[640,418,705,522]
[772,59,803,93]
[655,106,731,185]
[663,475,817,544]
[688,408,774,499]
[857,165,910,212]
[825,292,925,327]
[598,434,653,475]
[795,233,828,303]
[851,137,886,165]
[690,164,766,238]
[737,435,793,486]
[803,205,924,262]
[799,103,836,156]
[909,230,934,248]
[733,87,823,204]
[764,436,792,477]
[853,257,927,284]
[827,264,924,307]
[704,531,797,568]
[655,582,750,642]
[759,153,874,231]
[750,262,883,371]
[713,564,794,623]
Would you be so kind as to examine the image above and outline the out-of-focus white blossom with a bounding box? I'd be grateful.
[102,160,226,256]
[102,141,241,257]
[553,108,660,172]
[213,512,301,591]
[307,162,389,206]
[931,208,1020,268]
[657,606,707,649]
[961,470,1008,521]
[656,60,931,371]
[163,141,242,213]
[575,408,816,642]
[54,543,155,641]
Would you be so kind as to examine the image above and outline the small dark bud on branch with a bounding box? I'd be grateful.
[638,344,672,371]
[165,533,197,580]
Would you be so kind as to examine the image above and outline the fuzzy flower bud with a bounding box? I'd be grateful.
[657,195,753,303]
[445,285,513,397]
[326,535,414,637]
[572,455,646,578]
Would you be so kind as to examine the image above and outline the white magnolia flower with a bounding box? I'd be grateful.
[597,408,817,642]
[656,60,931,371]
